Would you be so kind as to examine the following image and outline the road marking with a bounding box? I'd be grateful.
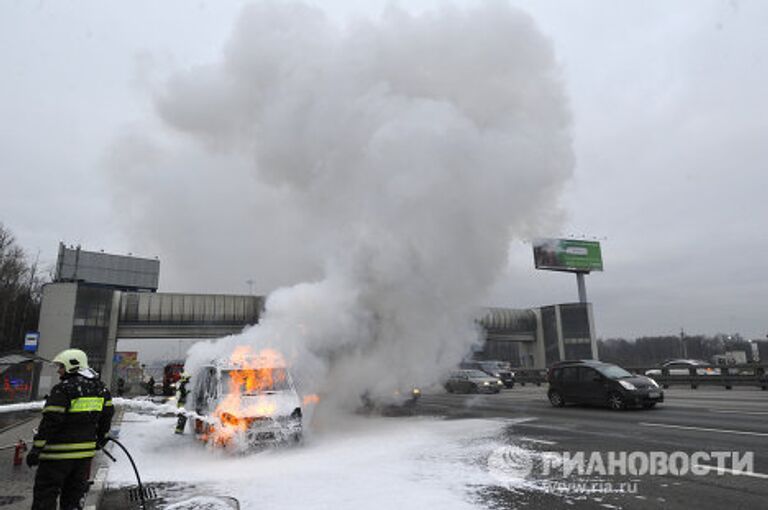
[519,437,557,445]
[640,422,768,437]
[692,464,768,479]
[708,409,768,416]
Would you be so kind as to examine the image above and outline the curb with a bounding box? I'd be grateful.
[84,464,110,510]
[85,407,124,509]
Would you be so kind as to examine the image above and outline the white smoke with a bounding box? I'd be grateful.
[110,2,573,415]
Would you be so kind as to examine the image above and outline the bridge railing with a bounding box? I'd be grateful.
[508,364,768,390]
[512,369,548,386]
[626,364,768,390]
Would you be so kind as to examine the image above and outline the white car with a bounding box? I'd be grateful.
[645,359,720,377]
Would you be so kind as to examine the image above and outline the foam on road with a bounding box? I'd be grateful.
[106,413,513,509]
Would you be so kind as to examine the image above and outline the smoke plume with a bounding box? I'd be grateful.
[109,1,573,414]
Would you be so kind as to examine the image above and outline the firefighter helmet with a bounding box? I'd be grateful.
[52,349,89,373]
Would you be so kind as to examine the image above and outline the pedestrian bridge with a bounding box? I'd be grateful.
[35,283,264,398]
[117,292,263,339]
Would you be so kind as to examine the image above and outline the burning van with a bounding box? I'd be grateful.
[191,347,302,449]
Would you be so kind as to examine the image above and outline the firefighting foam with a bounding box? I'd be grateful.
[136,1,574,423]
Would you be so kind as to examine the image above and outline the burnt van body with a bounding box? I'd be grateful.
[191,357,302,448]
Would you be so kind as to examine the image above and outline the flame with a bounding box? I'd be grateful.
[303,394,320,405]
[210,346,288,446]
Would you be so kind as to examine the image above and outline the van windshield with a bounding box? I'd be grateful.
[221,368,290,394]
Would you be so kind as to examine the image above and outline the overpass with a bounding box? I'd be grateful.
[116,292,263,339]
[36,283,595,396]
[35,282,263,397]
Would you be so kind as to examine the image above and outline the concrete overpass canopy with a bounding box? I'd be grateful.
[474,303,597,369]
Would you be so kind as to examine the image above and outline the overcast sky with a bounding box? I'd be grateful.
[1,0,767,341]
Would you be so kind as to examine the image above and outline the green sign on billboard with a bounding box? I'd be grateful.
[533,238,603,273]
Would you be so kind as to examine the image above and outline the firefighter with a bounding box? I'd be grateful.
[175,373,190,434]
[27,349,114,510]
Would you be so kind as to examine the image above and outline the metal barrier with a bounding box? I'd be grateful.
[513,369,548,386]
[510,364,768,390]
[627,364,768,390]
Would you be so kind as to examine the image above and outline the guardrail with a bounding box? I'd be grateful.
[509,364,768,390]
[627,364,768,390]
[513,369,548,386]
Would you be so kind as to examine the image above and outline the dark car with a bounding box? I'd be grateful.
[547,360,664,410]
[460,360,516,388]
[445,369,504,394]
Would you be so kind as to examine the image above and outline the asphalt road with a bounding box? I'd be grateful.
[415,385,768,510]
[12,387,763,509]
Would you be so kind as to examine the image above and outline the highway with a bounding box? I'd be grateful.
[415,386,768,509]
[7,386,764,509]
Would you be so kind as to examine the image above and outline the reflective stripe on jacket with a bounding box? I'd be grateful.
[33,372,114,461]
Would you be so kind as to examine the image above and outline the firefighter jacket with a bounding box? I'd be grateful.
[33,371,114,461]
[176,379,189,408]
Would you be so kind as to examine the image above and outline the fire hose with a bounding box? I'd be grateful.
[102,437,147,510]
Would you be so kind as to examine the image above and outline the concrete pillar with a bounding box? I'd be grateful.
[36,282,78,397]
[586,302,598,359]
[554,304,565,361]
[533,308,547,369]
[102,290,122,390]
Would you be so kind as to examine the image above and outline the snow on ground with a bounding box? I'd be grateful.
[106,412,513,509]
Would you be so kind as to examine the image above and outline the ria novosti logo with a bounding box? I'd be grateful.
[488,447,756,492]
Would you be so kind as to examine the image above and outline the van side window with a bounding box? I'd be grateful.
[207,368,217,399]
[195,373,206,410]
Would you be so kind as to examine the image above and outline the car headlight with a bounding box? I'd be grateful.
[647,378,659,388]
[497,380,503,385]
[494,373,501,377]
[483,381,490,386]
[618,380,637,391]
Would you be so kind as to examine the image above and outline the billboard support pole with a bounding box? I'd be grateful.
[576,272,588,303]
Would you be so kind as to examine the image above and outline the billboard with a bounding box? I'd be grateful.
[55,243,160,291]
[533,238,603,273]
[114,351,139,368]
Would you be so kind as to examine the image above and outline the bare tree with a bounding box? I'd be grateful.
[0,222,46,353]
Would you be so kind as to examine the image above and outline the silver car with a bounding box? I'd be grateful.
[445,369,503,394]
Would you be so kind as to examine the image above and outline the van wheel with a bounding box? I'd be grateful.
[548,390,565,407]
[608,393,626,410]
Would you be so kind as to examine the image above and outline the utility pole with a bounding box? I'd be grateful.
[576,272,587,303]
